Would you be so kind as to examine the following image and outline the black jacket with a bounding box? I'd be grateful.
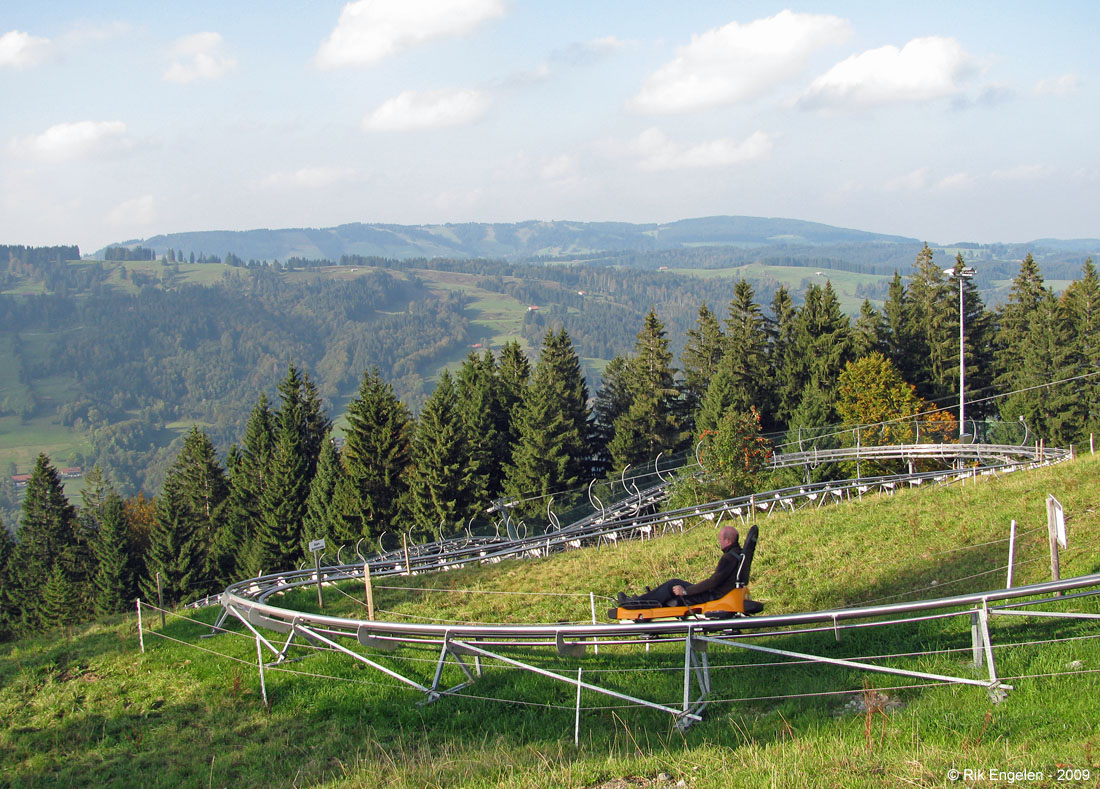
[684,540,743,599]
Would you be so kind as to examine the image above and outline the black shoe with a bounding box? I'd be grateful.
[617,592,628,605]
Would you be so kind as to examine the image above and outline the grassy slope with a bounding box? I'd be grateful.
[2,454,1099,787]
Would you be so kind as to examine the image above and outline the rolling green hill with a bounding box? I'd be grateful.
[2,453,1097,787]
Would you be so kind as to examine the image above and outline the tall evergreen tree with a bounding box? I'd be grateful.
[503,329,590,516]
[768,285,799,428]
[852,299,887,360]
[407,371,473,537]
[496,339,531,452]
[143,428,227,604]
[251,416,310,576]
[995,254,1050,431]
[678,302,724,425]
[91,491,139,616]
[881,272,916,383]
[698,281,769,432]
[456,350,501,505]
[9,454,81,634]
[302,435,353,549]
[1062,259,1100,440]
[0,522,15,639]
[907,244,956,401]
[591,355,632,475]
[778,282,852,428]
[608,309,682,470]
[221,396,274,580]
[341,368,412,542]
[38,560,81,629]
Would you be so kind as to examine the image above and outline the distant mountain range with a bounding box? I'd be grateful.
[104,216,923,262]
[100,216,1099,278]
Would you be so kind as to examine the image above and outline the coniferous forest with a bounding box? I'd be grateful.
[0,243,1098,640]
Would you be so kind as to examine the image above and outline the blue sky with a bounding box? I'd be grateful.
[2,1,1097,253]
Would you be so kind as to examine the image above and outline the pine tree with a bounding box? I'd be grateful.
[221,397,274,580]
[342,368,412,542]
[768,285,799,428]
[995,254,1050,430]
[9,454,80,634]
[503,329,590,517]
[0,522,15,639]
[1062,259,1100,440]
[251,417,310,576]
[39,559,81,630]
[608,309,682,470]
[143,428,227,605]
[778,282,852,429]
[881,272,916,383]
[697,283,768,432]
[455,350,500,505]
[496,340,531,452]
[302,435,352,550]
[407,371,473,538]
[852,299,887,360]
[907,244,956,402]
[91,492,138,615]
[679,302,725,423]
[591,355,632,475]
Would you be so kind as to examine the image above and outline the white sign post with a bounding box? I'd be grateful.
[309,538,326,609]
[1046,495,1067,593]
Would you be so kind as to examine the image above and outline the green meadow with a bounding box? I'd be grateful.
[2,453,1098,787]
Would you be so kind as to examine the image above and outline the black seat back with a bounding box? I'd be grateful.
[735,525,758,587]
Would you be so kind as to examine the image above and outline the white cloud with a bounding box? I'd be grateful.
[991,164,1046,181]
[263,166,359,189]
[9,120,134,162]
[1035,72,1080,96]
[884,168,931,192]
[164,32,237,84]
[0,30,51,68]
[107,195,156,227]
[316,0,505,69]
[362,88,490,131]
[631,128,772,171]
[631,10,851,115]
[800,36,973,111]
[936,172,972,190]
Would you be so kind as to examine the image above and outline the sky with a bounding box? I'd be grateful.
[1,1,1097,254]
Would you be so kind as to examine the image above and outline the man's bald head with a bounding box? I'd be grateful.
[718,526,739,549]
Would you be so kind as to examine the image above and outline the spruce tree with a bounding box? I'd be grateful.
[995,254,1050,431]
[768,285,799,428]
[608,309,682,470]
[0,522,15,639]
[221,396,274,579]
[881,272,916,384]
[143,428,227,605]
[852,299,887,360]
[342,368,412,541]
[503,329,590,516]
[456,350,500,505]
[591,355,632,475]
[1062,259,1100,440]
[9,454,80,634]
[907,244,956,402]
[91,492,138,615]
[407,371,473,538]
[696,281,769,432]
[252,417,310,576]
[39,559,81,630]
[496,339,531,452]
[302,435,353,550]
[679,302,725,424]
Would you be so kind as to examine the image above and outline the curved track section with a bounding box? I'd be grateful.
[215,441,1089,727]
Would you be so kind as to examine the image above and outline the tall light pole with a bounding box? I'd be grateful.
[945,263,977,440]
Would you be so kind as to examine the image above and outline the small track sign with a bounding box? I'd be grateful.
[308,538,326,553]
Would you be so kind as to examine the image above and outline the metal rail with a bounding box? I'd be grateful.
[208,440,1087,729]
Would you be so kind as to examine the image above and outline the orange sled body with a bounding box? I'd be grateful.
[608,586,764,622]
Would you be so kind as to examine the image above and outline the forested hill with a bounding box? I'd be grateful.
[106,216,921,262]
